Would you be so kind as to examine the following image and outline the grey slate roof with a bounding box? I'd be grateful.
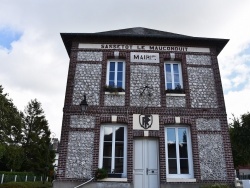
[96,27,193,38]
[61,27,229,57]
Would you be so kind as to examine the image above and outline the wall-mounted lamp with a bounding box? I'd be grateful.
[80,94,88,113]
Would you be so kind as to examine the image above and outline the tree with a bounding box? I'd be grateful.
[5,145,25,171]
[0,85,23,144]
[229,112,250,168]
[22,99,55,175]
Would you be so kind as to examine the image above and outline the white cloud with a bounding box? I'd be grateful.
[225,88,250,124]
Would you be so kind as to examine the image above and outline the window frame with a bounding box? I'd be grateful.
[164,61,183,91]
[164,125,194,179]
[98,124,127,178]
[106,60,126,89]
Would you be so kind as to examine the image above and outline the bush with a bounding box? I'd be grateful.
[200,184,230,188]
[0,182,52,188]
[95,168,108,179]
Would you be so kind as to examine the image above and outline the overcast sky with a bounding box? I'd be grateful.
[0,0,250,139]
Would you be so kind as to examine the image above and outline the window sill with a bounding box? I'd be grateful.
[97,178,127,182]
[105,92,125,95]
[167,178,196,182]
[166,93,186,97]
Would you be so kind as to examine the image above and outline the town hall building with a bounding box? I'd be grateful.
[54,27,235,188]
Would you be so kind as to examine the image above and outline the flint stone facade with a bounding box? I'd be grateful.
[77,51,103,61]
[104,94,125,106]
[56,27,234,188]
[70,115,95,128]
[198,134,227,180]
[188,67,218,108]
[166,96,186,107]
[130,65,161,107]
[65,131,94,179]
[72,63,102,105]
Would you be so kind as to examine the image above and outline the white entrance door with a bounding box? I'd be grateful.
[133,138,159,188]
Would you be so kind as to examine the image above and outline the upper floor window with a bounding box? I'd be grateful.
[106,60,125,90]
[165,62,183,93]
[99,124,127,178]
[165,126,193,179]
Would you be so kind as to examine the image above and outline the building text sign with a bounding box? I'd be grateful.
[133,114,159,130]
[79,43,210,53]
[130,52,159,63]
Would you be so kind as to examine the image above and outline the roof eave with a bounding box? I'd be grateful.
[61,33,229,57]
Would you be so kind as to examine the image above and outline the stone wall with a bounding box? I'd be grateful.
[166,96,186,107]
[72,63,102,105]
[65,131,94,179]
[130,65,161,107]
[198,134,227,180]
[186,55,211,65]
[70,115,95,128]
[187,67,218,108]
[104,94,125,106]
[77,52,103,61]
[196,118,221,131]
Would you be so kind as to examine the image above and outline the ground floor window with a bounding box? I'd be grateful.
[99,124,127,178]
[165,126,193,179]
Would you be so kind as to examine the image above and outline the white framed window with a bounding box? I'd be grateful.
[164,61,183,90]
[165,126,194,179]
[106,60,125,89]
[99,124,127,178]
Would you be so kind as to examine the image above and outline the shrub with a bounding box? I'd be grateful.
[95,168,108,179]
[200,184,230,188]
[0,182,52,188]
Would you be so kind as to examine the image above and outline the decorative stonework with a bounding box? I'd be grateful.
[65,131,94,179]
[198,134,227,180]
[72,64,102,105]
[196,118,221,131]
[104,94,125,106]
[70,115,95,128]
[187,67,218,108]
[77,52,103,61]
[130,65,161,107]
[186,55,211,65]
[166,96,186,107]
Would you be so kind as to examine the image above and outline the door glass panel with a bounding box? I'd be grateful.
[173,64,179,73]
[167,128,176,143]
[103,157,112,173]
[168,159,177,174]
[109,72,115,81]
[168,143,176,158]
[104,127,113,141]
[178,128,187,143]
[115,127,124,141]
[115,142,123,157]
[103,142,112,157]
[180,159,189,174]
[166,64,171,72]
[110,62,115,71]
[166,73,172,82]
[109,81,114,87]
[118,62,123,71]
[115,158,123,173]
[117,81,122,87]
[167,83,172,89]
[174,74,180,83]
[179,143,188,158]
[117,72,123,81]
